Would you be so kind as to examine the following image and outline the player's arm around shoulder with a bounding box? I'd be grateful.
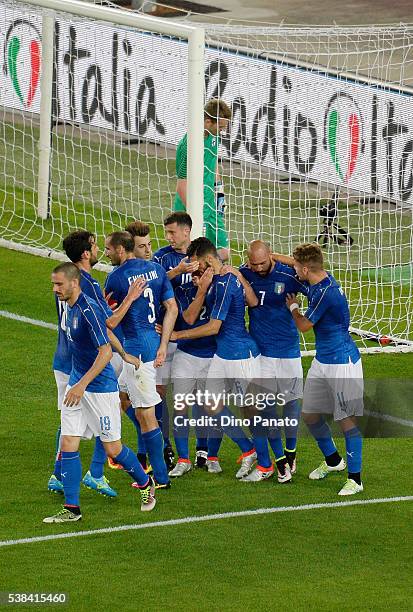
[285,293,314,333]
[222,264,259,308]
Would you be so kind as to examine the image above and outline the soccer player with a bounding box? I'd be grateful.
[285,243,364,496]
[105,231,178,488]
[171,237,259,479]
[154,212,208,468]
[174,98,231,262]
[48,230,141,497]
[168,267,217,476]
[239,240,308,483]
[44,263,156,523]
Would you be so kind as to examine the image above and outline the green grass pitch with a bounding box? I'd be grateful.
[0,247,412,611]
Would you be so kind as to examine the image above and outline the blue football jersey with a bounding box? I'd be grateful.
[240,262,308,358]
[304,274,360,364]
[80,269,124,344]
[66,293,118,392]
[53,295,72,375]
[205,272,259,360]
[153,245,192,290]
[105,258,175,361]
[175,283,216,358]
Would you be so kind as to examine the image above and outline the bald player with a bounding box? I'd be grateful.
[239,240,308,483]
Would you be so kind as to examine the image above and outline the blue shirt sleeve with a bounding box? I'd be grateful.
[160,268,175,302]
[81,301,110,349]
[209,275,233,321]
[305,286,333,325]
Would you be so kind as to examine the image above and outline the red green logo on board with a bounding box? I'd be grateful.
[5,19,41,108]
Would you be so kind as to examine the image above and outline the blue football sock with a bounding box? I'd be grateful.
[114,445,148,487]
[260,405,285,460]
[251,433,272,468]
[90,436,106,479]
[156,399,171,447]
[143,428,169,484]
[174,415,190,460]
[192,403,208,449]
[207,425,223,458]
[283,399,301,451]
[344,427,363,474]
[307,418,337,458]
[53,426,62,480]
[218,406,253,454]
[125,406,146,454]
[61,451,82,507]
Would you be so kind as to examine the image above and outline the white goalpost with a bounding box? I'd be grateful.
[1,0,413,354]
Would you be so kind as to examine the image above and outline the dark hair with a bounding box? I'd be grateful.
[52,262,81,281]
[107,231,135,252]
[293,242,324,269]
[125,220,150,237]
[62,230,94,263]
[187,237,218,259]
[163,211,192,229]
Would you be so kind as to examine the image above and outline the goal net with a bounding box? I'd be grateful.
[1,0,412,352]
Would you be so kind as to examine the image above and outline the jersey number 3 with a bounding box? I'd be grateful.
[144,287,156,323]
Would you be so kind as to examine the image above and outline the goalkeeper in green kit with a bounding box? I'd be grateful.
[174,98,232,262]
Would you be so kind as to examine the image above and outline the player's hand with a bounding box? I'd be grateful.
[221,264,240,278]
[197,267,214,292]
[155,323,163,335]
[127,278,146,302]
[105,291,118,311]
[286,293,299,308]
[170,330,178,342]
[154,347,166,368]
[123,352,140,370]
[64,383,86,407]
[176,258,199,275]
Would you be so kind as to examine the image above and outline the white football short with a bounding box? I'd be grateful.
[156,342,177,386]
[206,353,261,405]
[110,352,128,393]
[303,357,364,421]
[121,360,161,409]
[61,388,121,441]
[259,356,303,403]
[171,349,212,398]
[54,370,70,412]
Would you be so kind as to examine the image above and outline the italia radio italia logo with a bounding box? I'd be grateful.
[323,92,365,183]
[4,19,41,108]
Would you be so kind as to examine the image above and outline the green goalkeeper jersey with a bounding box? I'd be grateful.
[173,132,218,213]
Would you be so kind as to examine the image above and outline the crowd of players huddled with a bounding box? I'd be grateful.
[44,211,364,524]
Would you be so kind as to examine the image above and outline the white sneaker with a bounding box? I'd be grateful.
[277,463,292,484]
[309,458,346,480]
[338,479,364,496]
[168,460,192,478]
[242,467,274,482]
[235,450,257,479]
[207,459,222,474]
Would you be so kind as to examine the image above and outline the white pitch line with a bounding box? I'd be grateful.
[0,310,57,331]
[0,496,412,548]
[365,409,413,429]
